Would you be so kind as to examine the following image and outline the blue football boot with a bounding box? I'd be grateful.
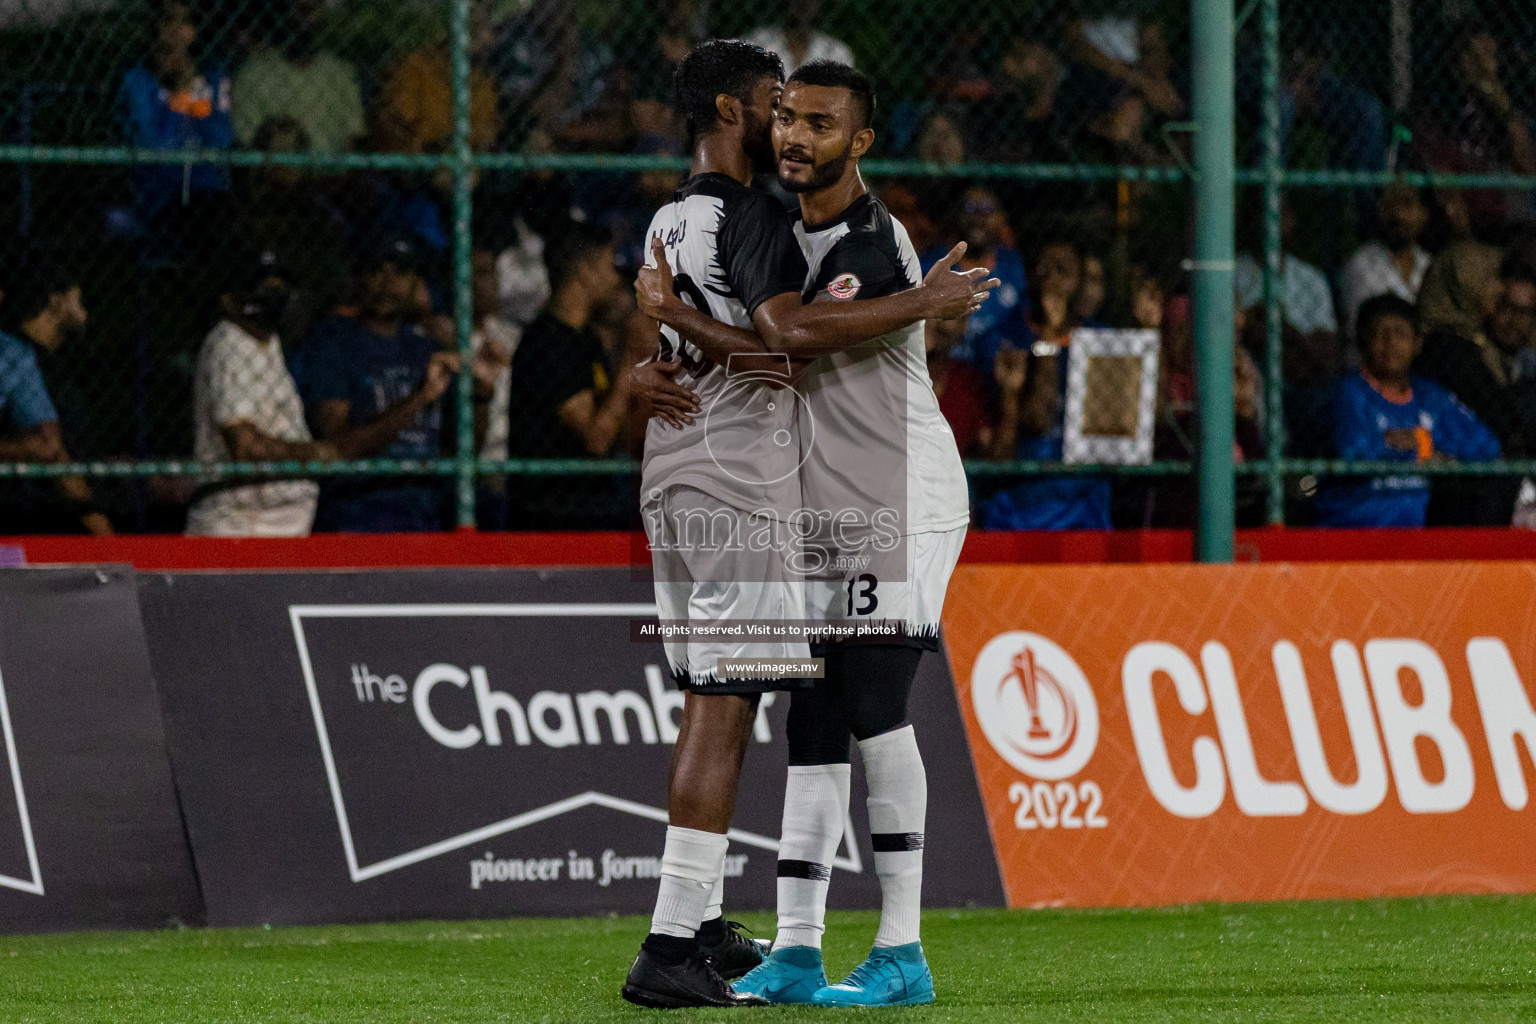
[732,944,828,1005]
[810,942,936,1007]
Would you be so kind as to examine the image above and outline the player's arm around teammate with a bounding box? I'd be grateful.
[636,236,996,368]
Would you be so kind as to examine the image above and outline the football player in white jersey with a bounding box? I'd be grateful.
[635,61,974,1008]
[622,42,995,1010]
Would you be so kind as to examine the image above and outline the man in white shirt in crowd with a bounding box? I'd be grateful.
[1235,202,1339,383]
[231,0,366,155]
[495,215,551,328]
[1338,182,1431,348]
[746,0,853,76]
[186,251,338,537]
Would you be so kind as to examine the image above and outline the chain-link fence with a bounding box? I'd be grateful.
[0,0,1531,536]
[1233,0,1536,530]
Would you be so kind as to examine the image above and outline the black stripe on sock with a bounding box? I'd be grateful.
[777,859,832,882]
[871,832,924,853]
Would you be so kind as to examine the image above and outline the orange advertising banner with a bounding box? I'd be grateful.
[941,562,1536,908]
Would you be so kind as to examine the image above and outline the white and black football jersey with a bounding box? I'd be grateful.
[641,173,810,518]
[792,193,970,538]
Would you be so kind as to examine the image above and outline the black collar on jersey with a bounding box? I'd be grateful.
[795,191,875,234]
[674,172,750,202]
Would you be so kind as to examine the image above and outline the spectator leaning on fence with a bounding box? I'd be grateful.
[119,0,233,223]
[297,238,461,533]
[186,251,339,538]
[0,261,111,537]
[1339,183,1432,351]
[506,221,631,529]
[1314,295,1499,529]
[231,0,365,156]
[1413,255,1536,525]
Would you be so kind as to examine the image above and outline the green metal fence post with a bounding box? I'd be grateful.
[449,0,477,530]
[1192,0,1236,562]
[1261,0,1284,524]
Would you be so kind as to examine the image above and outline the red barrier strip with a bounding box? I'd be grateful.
[4,527,1536,570]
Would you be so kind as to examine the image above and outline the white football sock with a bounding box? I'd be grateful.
[859,725,926,948]
[649,825,729,938]
[773,763,852,951]
[702,874,724,924]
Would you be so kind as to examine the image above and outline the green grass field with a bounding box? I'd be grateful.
[0,897,1533,1022]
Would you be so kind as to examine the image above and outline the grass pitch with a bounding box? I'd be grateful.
[0,897,1533,1022]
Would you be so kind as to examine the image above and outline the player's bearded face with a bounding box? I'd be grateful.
[776,135,852,194]
[744,106,777,175]
[742,79,782,175]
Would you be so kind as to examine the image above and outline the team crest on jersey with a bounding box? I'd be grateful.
[827,273,862,300]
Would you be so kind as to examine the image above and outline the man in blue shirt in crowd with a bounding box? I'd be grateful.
[0,327,66,514]
[119,0,234,222]
[0,333,56,443]
[298,238,461,532]
[1314,293,1499,527]
[920,184,1029,369]
[0,259,113,535]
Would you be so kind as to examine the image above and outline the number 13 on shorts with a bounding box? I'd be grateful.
[844,573,879,616]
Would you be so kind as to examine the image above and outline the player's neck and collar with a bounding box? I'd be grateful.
[797,166,869,233]
[688,129,755,188]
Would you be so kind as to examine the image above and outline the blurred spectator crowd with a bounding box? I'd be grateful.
[2,0,1536,533]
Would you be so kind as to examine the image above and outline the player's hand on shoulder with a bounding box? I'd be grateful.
[636,237,680,321]
[921,241,1001,321]
[632,357,699,429]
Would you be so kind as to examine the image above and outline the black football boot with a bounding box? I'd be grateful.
[621,936,769,1009]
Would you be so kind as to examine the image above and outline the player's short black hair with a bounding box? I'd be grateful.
[1357,293,1417,341]
[544,217,613,291]
[673,39,784,146]
[787,60,876,131]
[3,253,80,328]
